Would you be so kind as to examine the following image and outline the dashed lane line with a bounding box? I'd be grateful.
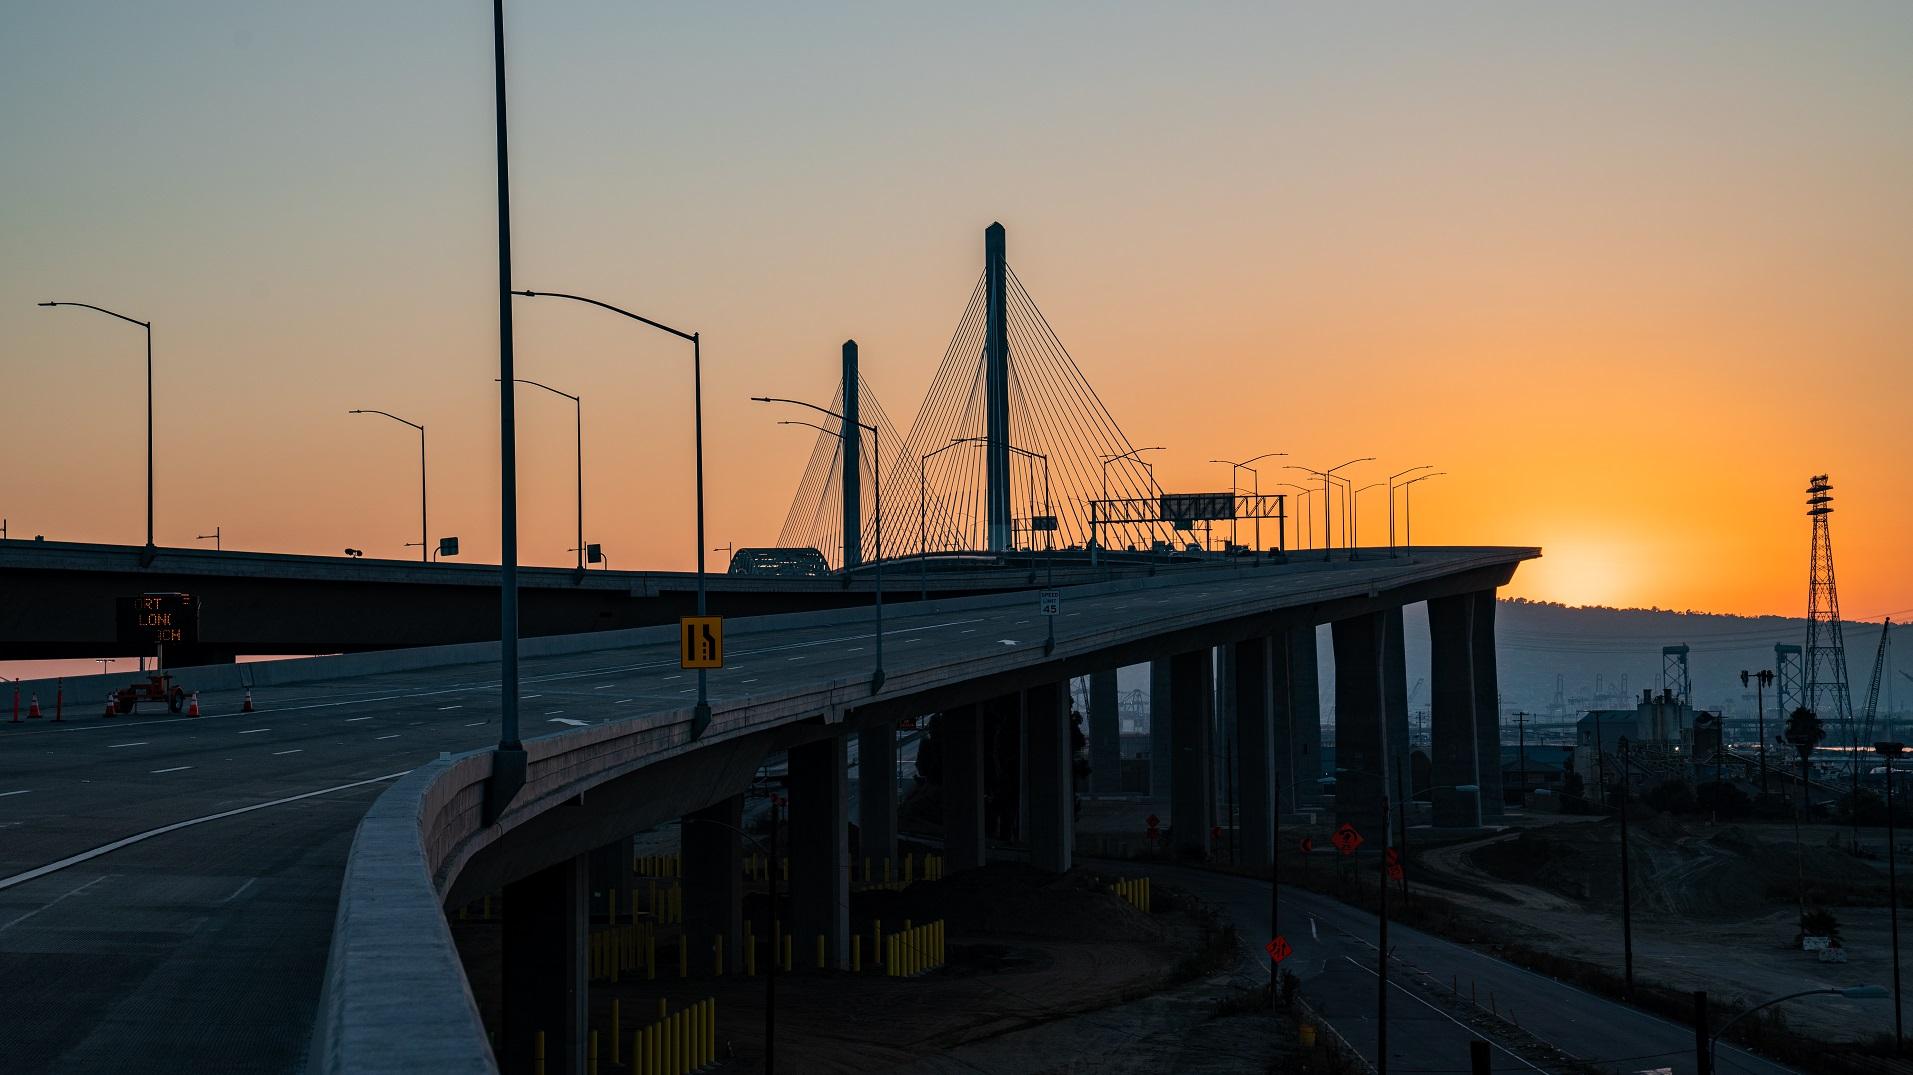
[151,766,193,774]
[106,742,148,749]
[0,770,411,893]
[0,790,31,799]
[238,728,270,735]
[0,874,109,934]
[374,734,400,741]
[271,749,303,756]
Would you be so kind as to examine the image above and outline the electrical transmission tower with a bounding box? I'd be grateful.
[1803,475,1858,810]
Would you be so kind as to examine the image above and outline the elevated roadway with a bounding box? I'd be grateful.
[0,538,1201,662]
[0,547,1532,1074]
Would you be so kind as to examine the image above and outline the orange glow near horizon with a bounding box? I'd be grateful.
[3,6,1911,621]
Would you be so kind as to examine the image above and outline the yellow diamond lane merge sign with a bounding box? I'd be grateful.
[680,615,724,669]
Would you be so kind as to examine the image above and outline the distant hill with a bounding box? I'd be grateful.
[1114,600,1906,734]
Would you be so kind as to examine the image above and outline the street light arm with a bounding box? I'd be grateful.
[39,301,149,328]
[349,409,424,432]
[503,377,579,402]
[513,289,695,341]
[1390,464,1435,482]
[1710,989,1867,1052]
[753,396,875,435]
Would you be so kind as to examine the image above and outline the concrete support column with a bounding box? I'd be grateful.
[789,735,849,968]
[1169,648,1215,860]
[1270,632,1297,814]
[682,795,744,972]
[1088,669,1122,795]
[1287,625,1324,800]
[857,723,897,867]
[1427,595,1481,827]
[1331,612,1388,834]
[942,704,987,872]
[1023,681,1075,872]
[502,854,586,1075]
[1234,637,1275,869]
[587,838,635,921]
[1217,644,1239,819]
[1149,659,1172,800]
[1382,607,1414,804]
[1471,590,1506,816]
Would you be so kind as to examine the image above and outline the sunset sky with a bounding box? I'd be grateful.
[4,3,1911,619]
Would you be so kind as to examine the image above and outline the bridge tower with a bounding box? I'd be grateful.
[984,223,1012,551]
[841,339,862,568]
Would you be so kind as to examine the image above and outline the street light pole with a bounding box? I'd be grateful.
[39,301,154,553]
[1619,735,1635,1000]
[1386,466,1433,553]
[1351,482,1383,559]
[1285,458,1373,557]
[490,0,524,772]
[1744,669,1774,797]
[1878,740,1907,1054]
[1097,446,1163,563]
[1210,452,1286,551]
[513,290,709,732]
[348,410,427,562]
[1399,472,1446,556]
[760,399,884,694]
[505,378,584,570]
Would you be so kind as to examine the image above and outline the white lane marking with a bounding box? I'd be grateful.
[614,699,635,705]
[150,766,193,774]
[346,716,373,722]
[679,688,696,694]
[523,694,544,700]
[238,728,270,735]
[0,874,109,934]
[0,770,410,893]
[106,742,149,749]
[787,656,804,661]
[847,647,862,653]
[374,734,400,741]
[1310,918,1319,941]
[960,629,976,634]
[549,717,588,727]
[593,685,616,690]
[542,710,563,716]
[219,877,257,904]
[464,721,488,727]
[742,679,757,684]
[438,705,463,711]
[1339,955,1546,1072]
[999,639,1019,646]
[271,749,303,756]
[0,790,32,799]
[663,675,682,680]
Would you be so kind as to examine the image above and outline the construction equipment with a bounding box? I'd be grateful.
[111,672,188,716]
[1860,619,1892,745]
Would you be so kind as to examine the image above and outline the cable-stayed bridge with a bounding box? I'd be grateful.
[776,223,1182,569]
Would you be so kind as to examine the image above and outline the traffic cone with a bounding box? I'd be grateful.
[103,692,117,718]
[187,692,200,717]
[27,694,40,719]
[242,689,254,713]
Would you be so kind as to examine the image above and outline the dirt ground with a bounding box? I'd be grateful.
[1399,813,1907,1045]
[452,863,1298,1073]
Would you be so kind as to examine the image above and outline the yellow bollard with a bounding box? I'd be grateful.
[852,933,861,973]
[873,919,882,967]
[645,1023,657,1075]
[611,999,621,1066]
[588,1029,599,1075]
[534,1030,547,1075]
[659,997,668,1020]
[886,934,896,976]
[816,933,825,970]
